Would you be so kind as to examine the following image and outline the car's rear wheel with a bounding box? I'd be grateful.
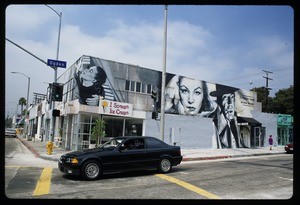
[158,158,172,173]
[81,160,102,180]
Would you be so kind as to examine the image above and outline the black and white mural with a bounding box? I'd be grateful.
[164,74,247,149]
[60,55,258,149]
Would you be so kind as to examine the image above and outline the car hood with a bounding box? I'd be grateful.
[62,147,110,157]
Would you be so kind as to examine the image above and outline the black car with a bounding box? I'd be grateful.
[58,136,183,180]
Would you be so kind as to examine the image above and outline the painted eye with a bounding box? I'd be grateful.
[194,91,201,95]
[180,89,188,94]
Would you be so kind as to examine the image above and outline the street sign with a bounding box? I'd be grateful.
[47,59,67,68]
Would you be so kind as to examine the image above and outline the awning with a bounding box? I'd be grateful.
[237,116,262,126]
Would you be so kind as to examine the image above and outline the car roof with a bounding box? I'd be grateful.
[113,136,158,140]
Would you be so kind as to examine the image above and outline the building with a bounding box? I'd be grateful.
[28,55,280,151]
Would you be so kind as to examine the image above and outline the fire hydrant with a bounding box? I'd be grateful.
[46,141,54,155]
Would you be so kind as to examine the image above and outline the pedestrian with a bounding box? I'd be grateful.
[268,135,273,150]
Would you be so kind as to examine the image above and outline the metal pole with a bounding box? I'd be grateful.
[5,38,51,67]
[160,5,168,142]
[46,5,62,142]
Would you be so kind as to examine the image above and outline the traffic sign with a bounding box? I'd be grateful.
[47,59,67,68]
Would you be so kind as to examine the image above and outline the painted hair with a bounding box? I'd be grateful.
[93,66,107,96]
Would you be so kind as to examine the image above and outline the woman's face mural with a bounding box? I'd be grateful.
[178,77,204,115]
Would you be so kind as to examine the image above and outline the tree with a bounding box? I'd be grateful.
[269,86,294,115]
[251,87,269,112]
[91,118,106,147]
[18,97,27,115]
[251,85,293,115]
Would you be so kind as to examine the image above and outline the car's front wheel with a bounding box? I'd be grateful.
[158,158,172,173]
[81,160,102,180]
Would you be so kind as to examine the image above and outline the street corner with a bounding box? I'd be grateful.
[18,137,40,158]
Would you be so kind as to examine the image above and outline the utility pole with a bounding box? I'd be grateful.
[262,69,273,112]
[160,5,168,142]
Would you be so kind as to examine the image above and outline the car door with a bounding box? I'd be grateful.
[114,138,147,171]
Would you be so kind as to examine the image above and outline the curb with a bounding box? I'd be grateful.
[182,152,286,162]
[39,155,60,162]
[18,137,40,158]
[182,155,232,161]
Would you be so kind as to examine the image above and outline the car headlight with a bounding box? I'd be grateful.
[66,157,79,164]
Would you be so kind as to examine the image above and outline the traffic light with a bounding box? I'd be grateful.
[151,90,158,102]
[52,109,60,117]
[51,83,63,102]
[152,111,158,120]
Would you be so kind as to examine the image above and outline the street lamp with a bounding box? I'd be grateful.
[45,4,62,142]
[11,71,31,139]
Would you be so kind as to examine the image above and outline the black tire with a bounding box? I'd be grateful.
[81,160,102,180]
[158,158,172,173]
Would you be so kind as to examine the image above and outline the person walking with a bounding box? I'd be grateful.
[268,135,274,150]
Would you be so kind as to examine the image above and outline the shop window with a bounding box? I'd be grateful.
[130,81,136,92]
[125,80,130,91]
[147,84,152,94]
[136,82,141,92]
[141,83,146,93]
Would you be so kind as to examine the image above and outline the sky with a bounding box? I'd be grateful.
[4,4,294,117]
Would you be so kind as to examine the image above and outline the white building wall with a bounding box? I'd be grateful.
[252,110,278,147]
[144,112,213,149]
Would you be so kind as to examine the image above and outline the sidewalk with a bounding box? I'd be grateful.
[17,136,287,162]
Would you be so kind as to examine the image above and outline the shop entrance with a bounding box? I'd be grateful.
[103,116,143,138]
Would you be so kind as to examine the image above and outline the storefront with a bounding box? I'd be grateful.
[237,116,262,148]
[57,98,146,151]
[277,114,293,145]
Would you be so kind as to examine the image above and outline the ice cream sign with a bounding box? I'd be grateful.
[99,99,133,117]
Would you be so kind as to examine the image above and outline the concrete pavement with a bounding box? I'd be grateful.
[17,136,288,162]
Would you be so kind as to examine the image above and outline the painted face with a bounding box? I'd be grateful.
[178,78,203,114]
[80,66,98,84]
[222,93,235,120]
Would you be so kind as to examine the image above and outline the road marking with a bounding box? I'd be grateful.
[33,167,53,196]
[155,174,221,199]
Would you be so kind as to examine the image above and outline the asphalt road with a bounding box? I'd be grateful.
[4,137,294,200]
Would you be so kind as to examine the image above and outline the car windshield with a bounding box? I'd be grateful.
[99,138,124,150]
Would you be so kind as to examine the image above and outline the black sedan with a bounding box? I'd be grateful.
[58,136,183,180]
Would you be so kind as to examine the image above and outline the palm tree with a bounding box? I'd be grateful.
[18,97,27,115]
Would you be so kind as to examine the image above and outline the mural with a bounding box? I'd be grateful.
[60,55,259,149]
[164,75,248,148]
[72,56,117,105]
